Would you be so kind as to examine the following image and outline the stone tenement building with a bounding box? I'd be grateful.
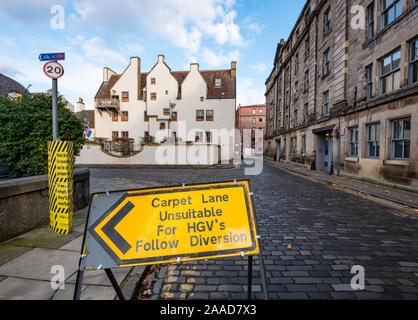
[265,0,418,189]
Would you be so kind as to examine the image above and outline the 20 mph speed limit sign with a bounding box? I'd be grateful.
[43,61,64,79]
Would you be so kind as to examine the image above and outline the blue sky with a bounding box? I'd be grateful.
[0,0,306,109]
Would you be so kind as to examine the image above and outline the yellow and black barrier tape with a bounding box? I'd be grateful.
[48,141,74,235]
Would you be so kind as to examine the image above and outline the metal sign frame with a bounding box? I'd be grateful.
[73,180,269,300]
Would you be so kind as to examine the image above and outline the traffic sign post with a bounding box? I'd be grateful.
[73,180,269,300]
[42,54,72,236]
[43,60,64,140]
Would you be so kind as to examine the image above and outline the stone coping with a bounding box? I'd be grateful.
[0,168,90,199]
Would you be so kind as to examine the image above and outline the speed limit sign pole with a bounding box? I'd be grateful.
[52,78,58,140]
[42,60,64,140]
[41,56,73,235]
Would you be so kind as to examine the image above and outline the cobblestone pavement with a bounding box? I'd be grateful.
[90,163,418,300]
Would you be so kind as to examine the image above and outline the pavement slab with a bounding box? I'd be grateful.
[0,248,79,281]
[0,278,55,300]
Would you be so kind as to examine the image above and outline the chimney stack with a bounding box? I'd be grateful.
[76,97,85,113]
[231,61,237,78]
[130,57,141,100]
[280,38,285,45]
[190,63,199,72]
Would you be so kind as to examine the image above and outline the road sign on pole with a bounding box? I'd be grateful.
[39,52,65,61]
[43,61,64,79]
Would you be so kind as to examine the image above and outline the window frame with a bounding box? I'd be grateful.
[302,135,307,155]
[367,3,375,40]
[366,123,380,159]
[304,70,309,92]
[381,0,402,28]
[379,48,401,95]
[195,131,203,143]
[196,110,204,122]
[324,7,331,35]
[160,122,166,130]
[323,48,331,76]
[409,38,418,84]
[391,117,411,160]
[206,110,214,121]
[304,103,309,123]
[121,131,129,138]
[171,111,178,121]
[348,127,359,158]
[163,108,170,116]
[323,91,329,116]
[121,111,128,122]
[112,111,118,122]
[151,92,157,101]
[366,64,373,100]
[214,78,222,88]
[121,91,129,102]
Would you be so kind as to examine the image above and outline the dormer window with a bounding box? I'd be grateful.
[215,78,222,88]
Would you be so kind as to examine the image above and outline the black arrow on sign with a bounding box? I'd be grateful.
[101,201,134,255]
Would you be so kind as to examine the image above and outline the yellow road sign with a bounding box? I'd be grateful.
[84,180,259,269]
[48,141,74,235]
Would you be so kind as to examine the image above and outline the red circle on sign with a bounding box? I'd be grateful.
[43,61,64,79]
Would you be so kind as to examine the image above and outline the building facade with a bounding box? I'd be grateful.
[265,0,418,189]
[236,104,266,155]
[94,55,237,161]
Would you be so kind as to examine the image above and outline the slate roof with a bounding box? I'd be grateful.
[0,73,27,96]
[95,68,235,101]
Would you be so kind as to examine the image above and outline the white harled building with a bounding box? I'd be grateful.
[94,55,237,161]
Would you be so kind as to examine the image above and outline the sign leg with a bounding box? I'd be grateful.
[247,255,253,300]
[258,244,269,300]
[73,269,84,300]
[105,269,125,300]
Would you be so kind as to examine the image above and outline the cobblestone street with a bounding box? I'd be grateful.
[91,163,418,300]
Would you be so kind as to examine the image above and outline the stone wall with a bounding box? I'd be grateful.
[75,143,220,166]
[0,168,90,242]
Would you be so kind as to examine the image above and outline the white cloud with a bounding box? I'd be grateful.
[247,22,264,34]
[201,48,240,68]
[68,0,244,54]
[81,37,126,64]
[0,35,18,48]
[0,61,23,78]
[250,63,267,74]
[237,77,265,107]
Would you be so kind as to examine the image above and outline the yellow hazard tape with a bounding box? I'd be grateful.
[48,141,74,235]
